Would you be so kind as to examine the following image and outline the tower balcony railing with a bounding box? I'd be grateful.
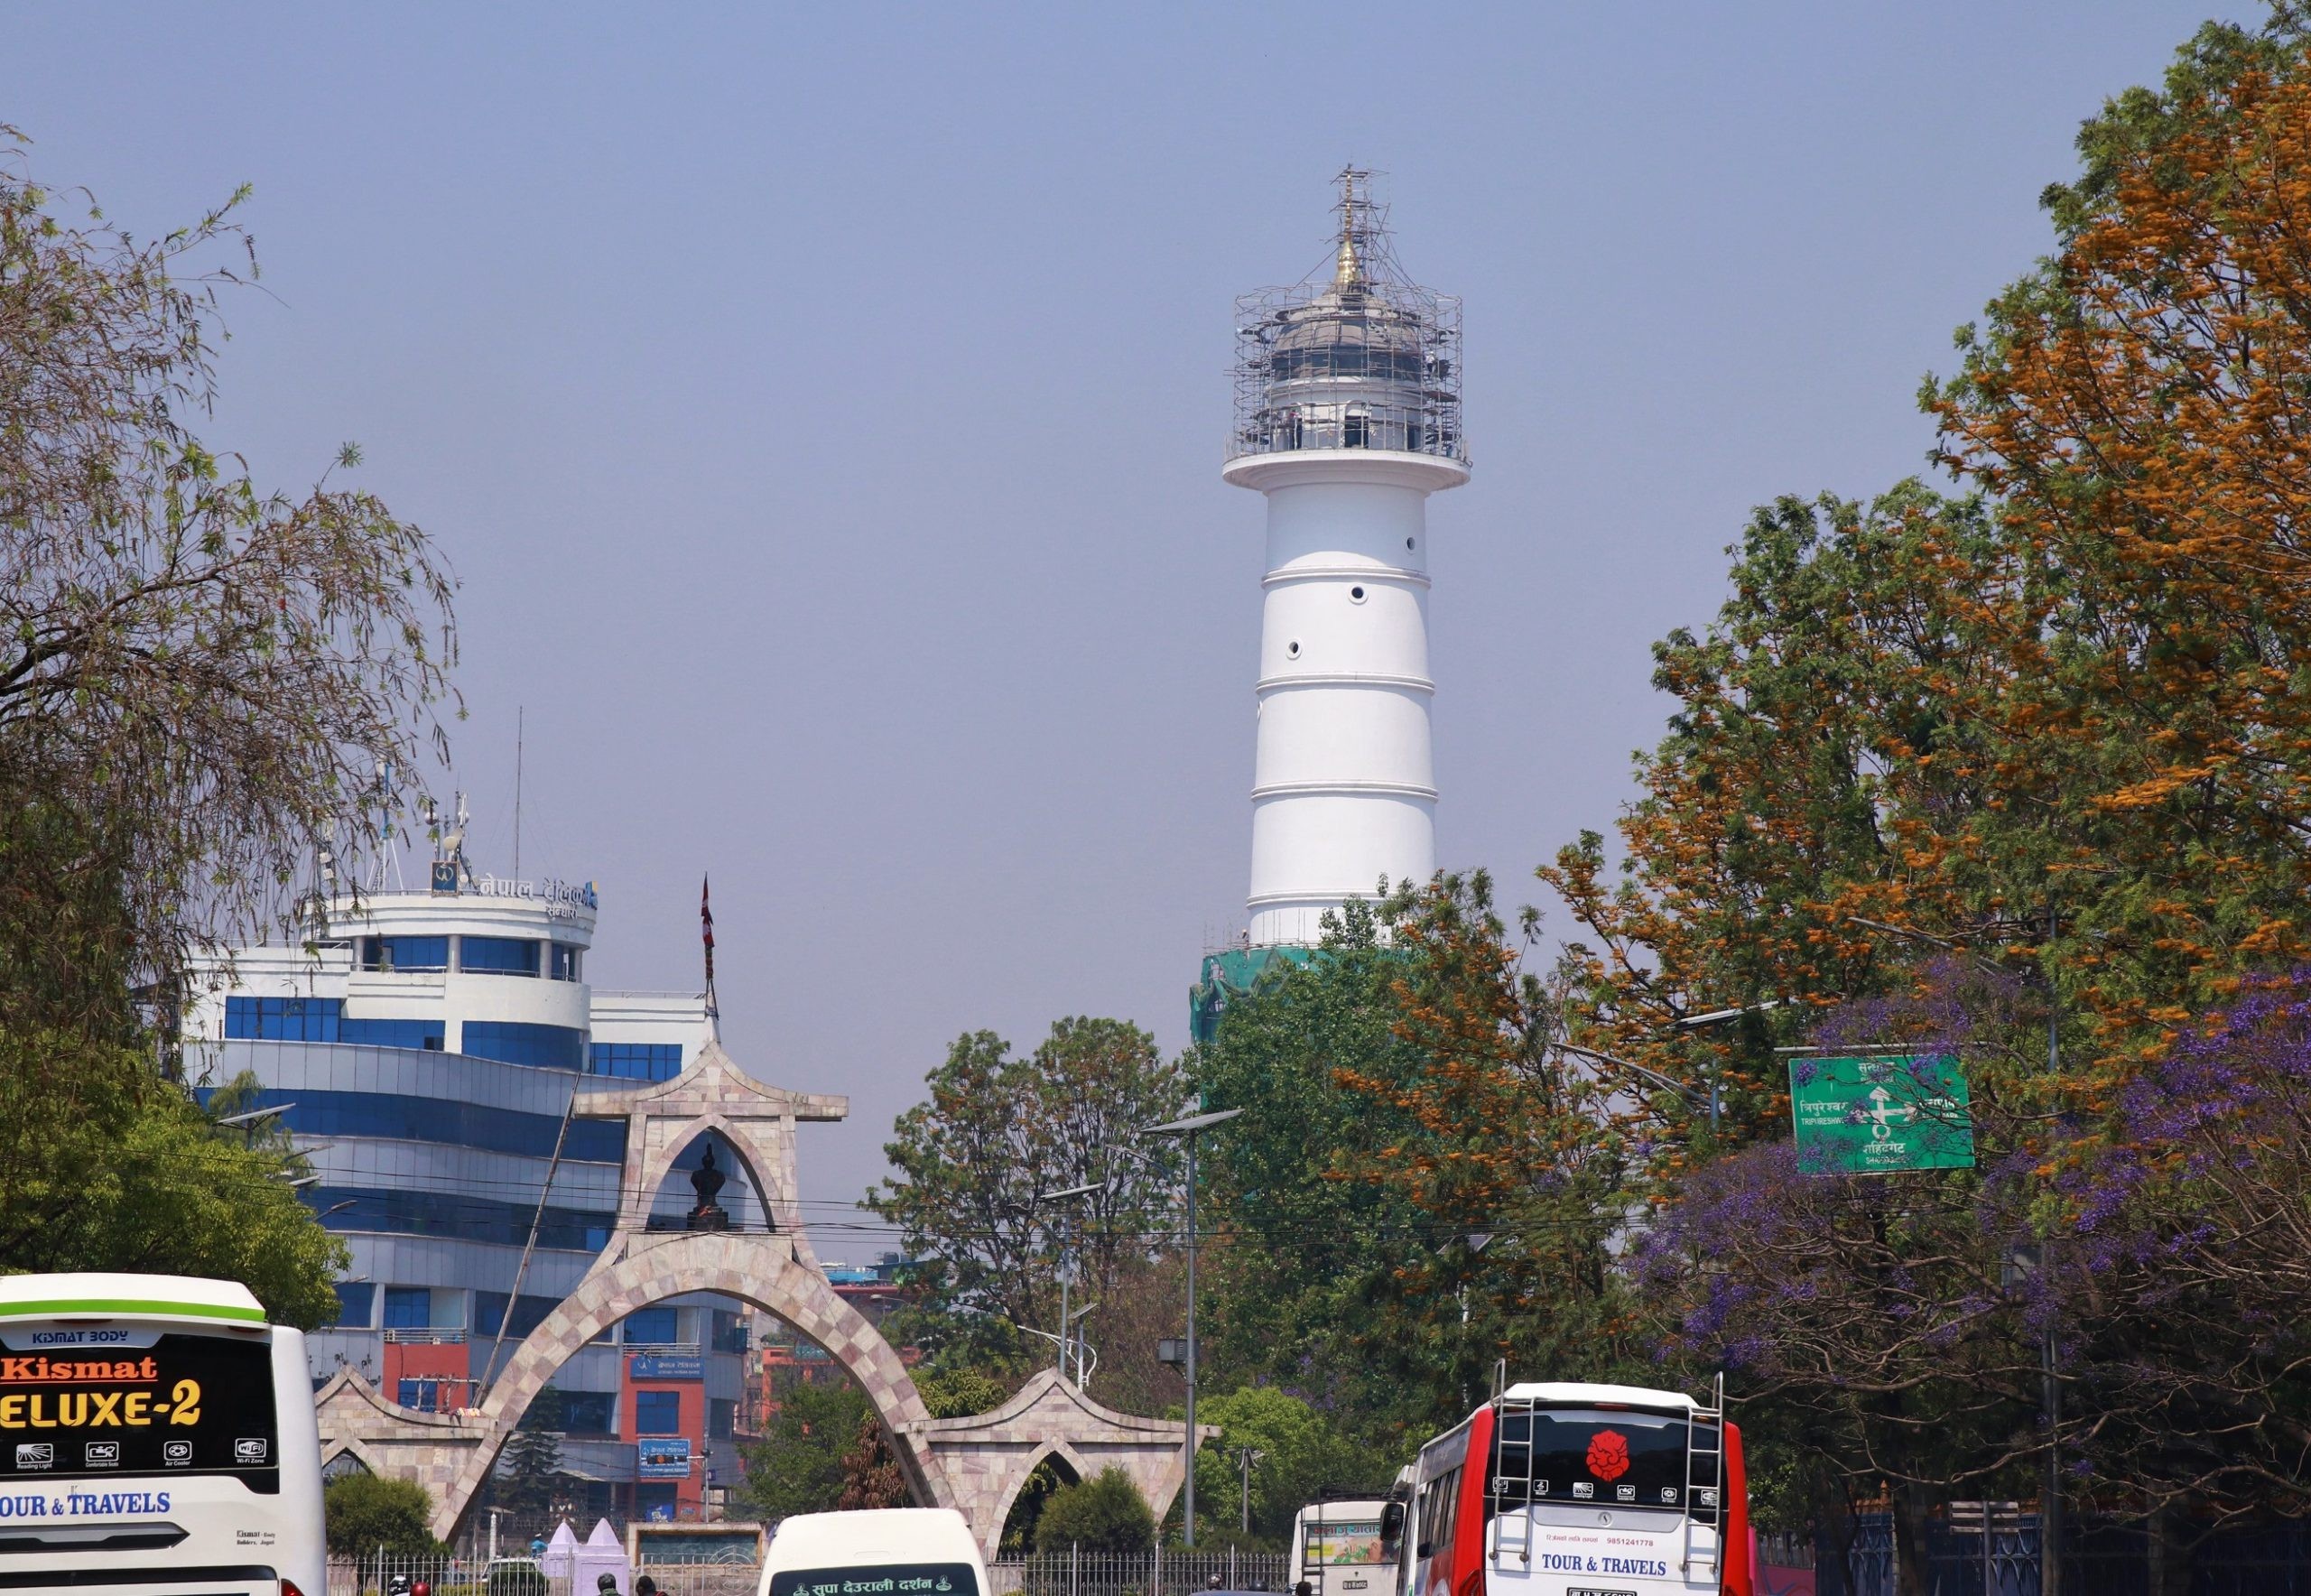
[1232,401,1463,462]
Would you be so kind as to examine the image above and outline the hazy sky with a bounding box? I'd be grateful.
[13,2,2243,1228]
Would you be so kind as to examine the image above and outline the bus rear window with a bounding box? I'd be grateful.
[1307,1519,1389,1565]
[1490,1409,1717,1520]
[0,1331,278,1491]
[770,1566,978,1596]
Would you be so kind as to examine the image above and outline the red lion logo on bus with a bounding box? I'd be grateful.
[1586,1428,1632,1482]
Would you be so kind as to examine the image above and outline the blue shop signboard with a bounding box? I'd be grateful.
[637,1437,692,1479]
[629,1352,703,1381]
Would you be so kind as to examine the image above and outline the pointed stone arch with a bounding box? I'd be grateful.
[320,1434,385,1479]
[590,1045,836,1244]
[633,1109,772,1229]
[427,1230,948,1541]
[315,1365,489,1509]
[993,1438,1089,1552]
[911,1369,1214,1558]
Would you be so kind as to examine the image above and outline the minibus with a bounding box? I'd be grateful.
[0,1272,324,1595]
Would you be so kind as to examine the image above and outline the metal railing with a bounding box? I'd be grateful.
[329,1567,761,1596]
[331,1551,1296,1596]
[988,1550,1289,1596]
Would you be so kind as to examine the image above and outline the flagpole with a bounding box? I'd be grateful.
[701,874,720,1042]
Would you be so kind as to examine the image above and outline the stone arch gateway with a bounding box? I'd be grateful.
[426,1228,951,1538]
[310,1038,1203,1551]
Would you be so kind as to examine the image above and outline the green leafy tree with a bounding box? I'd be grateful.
[732,1380,873,1521]
[770,1365,1019,1517]
[323,1471,447,1557]
[914,1365,1007,1419]
[1200,884,1639,1443]
[1195,901,1435,1438]
[1035,1466,1156,1554]
[0,129,459,991]
[0,131,454,1319]
[867,1018,1183,1379]
[1190,1387,1370,1545]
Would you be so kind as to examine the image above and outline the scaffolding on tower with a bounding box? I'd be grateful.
[1230,168,1467,467]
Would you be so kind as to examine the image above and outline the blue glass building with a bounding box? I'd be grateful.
[186,867,751,1521]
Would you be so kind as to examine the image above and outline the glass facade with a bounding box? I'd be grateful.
[634,1390,681,1435]
[397,1378,448,1413]
[560,1391,615,1435]
[383,1286,432,1330]
[550,943,581,982]
[623,1307,679,1346]
[361,936,450,972]
[225,999,444,1051]
[314,1186,615,1251]
[331,1282,376,1329]
[589,1042,683,1082]
[343,1017,445,1049]
[474,1292,562,1341]
[232,1089,626,1164]
[225,996,339,1041]
[461,936,540,976]
[462,1020,587,1071]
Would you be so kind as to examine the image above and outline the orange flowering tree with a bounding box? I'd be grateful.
[1549,10,2311,1146]
[1535,6,2311,1546]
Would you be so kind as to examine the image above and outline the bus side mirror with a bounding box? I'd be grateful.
[1380,1502,1406,1544]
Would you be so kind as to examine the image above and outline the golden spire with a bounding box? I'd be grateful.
[1333,166,1367,286]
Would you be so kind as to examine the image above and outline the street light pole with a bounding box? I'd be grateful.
[1238,1446,1266,1534]
[1044,1183,1100,1387]
[2043,906,2063,1596]
[1672,998,1787,1135]
[1140,1107,1243,1550]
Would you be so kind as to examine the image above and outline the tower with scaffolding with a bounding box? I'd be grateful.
[1193,170,1470,1044]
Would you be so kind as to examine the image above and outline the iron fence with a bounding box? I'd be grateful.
[326,1564,761,1596]
[324,1555,472,1596]
[989,1550,1289,1596]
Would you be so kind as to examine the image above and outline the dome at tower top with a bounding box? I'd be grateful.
[1230,169,1466,466]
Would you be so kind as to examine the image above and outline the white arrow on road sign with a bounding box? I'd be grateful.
[1865,1084,1917,1141]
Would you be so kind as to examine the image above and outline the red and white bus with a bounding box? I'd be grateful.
[1403,1380,1750,1596]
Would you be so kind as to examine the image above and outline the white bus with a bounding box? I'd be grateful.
[1288,1495,1406,1596]
[0,1272,324,1596]
[759,1508,987,1596]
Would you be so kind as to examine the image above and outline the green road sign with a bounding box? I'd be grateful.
[1788,1053,1975,1174]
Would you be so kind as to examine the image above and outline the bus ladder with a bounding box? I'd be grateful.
[1681,1373,1726,1589]
[1489,1385,1537,1569]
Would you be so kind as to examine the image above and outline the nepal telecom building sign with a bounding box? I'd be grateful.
[1788,1053,1976,1174]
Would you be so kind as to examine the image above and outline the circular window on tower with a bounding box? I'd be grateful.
[1285,640,1302,659]
[1349,586,1369,603]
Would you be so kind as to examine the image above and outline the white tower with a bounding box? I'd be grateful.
[1226,171,1469,948]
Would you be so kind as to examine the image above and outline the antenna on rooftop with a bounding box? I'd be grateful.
[371,760,407,893]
